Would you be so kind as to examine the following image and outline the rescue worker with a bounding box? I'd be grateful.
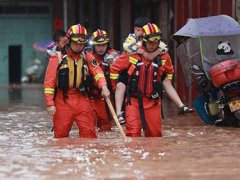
[44,24,110,138]
[110,23,174,137]
[47,30,68,57]
[89,29,119,131]
[115,18,193,124]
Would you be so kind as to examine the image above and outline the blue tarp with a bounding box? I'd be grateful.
[172,15,240,42]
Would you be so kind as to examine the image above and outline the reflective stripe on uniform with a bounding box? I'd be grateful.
[167,74,173,80]
[161,59,166,65]
[44,88,55,94]
[95,73,105,81]
[110,73,119,80]
[129,56,138,65]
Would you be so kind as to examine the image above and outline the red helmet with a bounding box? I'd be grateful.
[67,24,88,44]
[142,23,161,42]
[91,29,110,45]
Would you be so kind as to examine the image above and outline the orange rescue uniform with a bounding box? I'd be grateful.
[110,52,174,137]
[90,49,118,131]
[44,51,107,138]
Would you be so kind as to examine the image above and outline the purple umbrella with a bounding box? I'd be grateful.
[33,39,54,52]
[172,15,240,43]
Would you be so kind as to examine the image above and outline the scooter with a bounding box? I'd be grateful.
[191,61,240,127]
[172,15,240,127]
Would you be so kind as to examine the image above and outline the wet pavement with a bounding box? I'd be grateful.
[0,84,240,179]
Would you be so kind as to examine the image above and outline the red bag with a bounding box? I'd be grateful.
[209,59,240,87]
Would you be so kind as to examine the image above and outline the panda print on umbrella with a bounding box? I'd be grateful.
[216,41,234,55]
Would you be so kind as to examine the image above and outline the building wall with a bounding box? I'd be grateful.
[66,0,171,51]
[0,0,53,84]
[235,0,240,22]
[120,0,132,50]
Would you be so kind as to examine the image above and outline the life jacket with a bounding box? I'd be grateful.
[57,54,89,98]
[128,55,163,100]
[88,51,117,98]
[127,55,164,130]
[85,52,114,122]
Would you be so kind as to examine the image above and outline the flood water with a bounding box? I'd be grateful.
[0,85,240,179]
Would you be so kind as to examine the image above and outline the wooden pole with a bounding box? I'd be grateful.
[105,97,127,140]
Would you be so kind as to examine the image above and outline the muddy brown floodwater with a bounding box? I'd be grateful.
[0,84,240,179]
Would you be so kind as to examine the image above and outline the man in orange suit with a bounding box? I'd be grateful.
[44,24,110,138]
[89,29,120,131]
[110,23,173,137]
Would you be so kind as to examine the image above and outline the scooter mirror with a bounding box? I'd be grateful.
[190,64,204,76]
[191,64,201,71]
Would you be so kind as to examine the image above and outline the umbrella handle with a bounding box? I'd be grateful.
[105,97,127,140]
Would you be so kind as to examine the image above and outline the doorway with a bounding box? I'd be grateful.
[8,45,22,84]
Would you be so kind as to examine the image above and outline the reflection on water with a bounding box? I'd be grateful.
[0,85,240,179]
[0,84,44,107]
[8,86,22,104]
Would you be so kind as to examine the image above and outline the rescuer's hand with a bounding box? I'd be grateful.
[101,85,110,99]
[148,49,161,60]
[47,105,56,116]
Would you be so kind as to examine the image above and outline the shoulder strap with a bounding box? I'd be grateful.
[153,56,162,67]
[57,51,62,64]
[152,55,163,100]
[57,54,68,70]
